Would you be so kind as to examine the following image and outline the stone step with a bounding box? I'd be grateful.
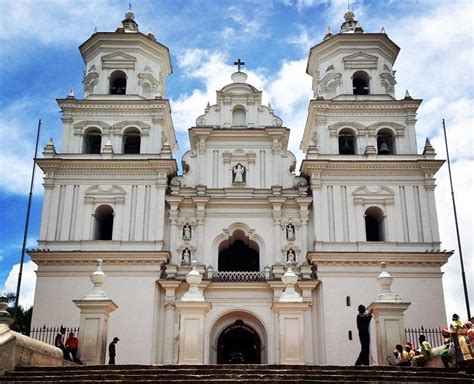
[2,365,472,384]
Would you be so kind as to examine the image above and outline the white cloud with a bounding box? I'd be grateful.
[3,261,38,309]
[0,99,54,195]
[0,0,122,47]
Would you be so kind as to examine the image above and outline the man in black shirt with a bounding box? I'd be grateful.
[108,337,120,364]
[355,305,373,365]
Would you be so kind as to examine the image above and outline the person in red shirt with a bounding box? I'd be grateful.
[65,332,81,364]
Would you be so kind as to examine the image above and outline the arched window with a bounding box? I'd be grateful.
[218,230,259,271]
[83,128,102,154]
[123,128,141,154]
[94,205,114,240]
[109,70,127,95]
[365,207,385,241]
[352,71,370,95]
[346,296,351,306]
[377,129,395,154]
[338,129,356,154]
[232,106,246,127]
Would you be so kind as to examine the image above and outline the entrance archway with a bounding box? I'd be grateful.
[217,320,261,364]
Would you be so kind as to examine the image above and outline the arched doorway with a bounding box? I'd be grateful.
[218,230,259,271]
[217,320,261,364]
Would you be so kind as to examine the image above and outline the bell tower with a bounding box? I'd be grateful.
[300,10,447,279]
[31,10,178,333]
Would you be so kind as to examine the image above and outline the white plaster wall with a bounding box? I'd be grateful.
[316,265,447,365]
[31,264,162,364]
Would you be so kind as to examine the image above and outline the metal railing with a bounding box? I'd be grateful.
[212,271,266,282]
[28,325,80,345]
[405,326,443,348]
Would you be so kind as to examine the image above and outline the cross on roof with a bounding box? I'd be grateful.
[234,58,245,72]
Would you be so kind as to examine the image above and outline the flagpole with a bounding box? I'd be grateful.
[442,118,471,320]
[13,119,42,321]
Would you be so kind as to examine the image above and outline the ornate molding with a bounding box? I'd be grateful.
[28,250,170,266]
[307,251,451,267]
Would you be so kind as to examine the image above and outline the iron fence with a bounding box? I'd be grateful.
[28,325,80,345]
[405,326,443,348]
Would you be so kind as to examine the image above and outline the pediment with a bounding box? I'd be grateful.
[101,52,136,69]
[85,184,126,196]
[352,186,394,205]
[343,52,378,69]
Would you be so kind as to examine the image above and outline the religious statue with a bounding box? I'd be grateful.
[233,163,246,183]
[183,224,192,240]
[286,249,296,263]
[182,248,191,264]
[286,224,295,240]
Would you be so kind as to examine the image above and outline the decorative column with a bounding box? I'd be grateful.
[192,196,209,262]
[269,197,285,264]
[272,262,309,364]
[368,262,411,365]
[157,279,181,364]
[73,260,118,365]
[167,197,183,260]
[175,261,212,365]
[296,196,311,257]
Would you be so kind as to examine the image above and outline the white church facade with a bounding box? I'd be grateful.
[29,10,450,365]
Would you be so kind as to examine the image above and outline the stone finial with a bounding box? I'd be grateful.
[376,262,401,302]
[82,259,109,300]
[324,26,333,40]
[380,27,386,34]
[43,138,56,157]
[404,89,412,99]
[279,261,302,302]
[147,27,156,41]
[67,89,75,99]
[423,138,436,156]
[0,292,14,331]
[93,26,97,34]
[182,260,205,302]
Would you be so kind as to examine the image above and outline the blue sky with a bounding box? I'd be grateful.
[0,0,472,321]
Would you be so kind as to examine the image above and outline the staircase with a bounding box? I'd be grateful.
[1,364,473,383]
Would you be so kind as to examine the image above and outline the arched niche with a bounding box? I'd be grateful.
[232,105,246,127]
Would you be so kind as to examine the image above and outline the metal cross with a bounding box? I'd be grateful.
[234,59,245,72]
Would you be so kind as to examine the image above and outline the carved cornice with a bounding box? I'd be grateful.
[36,158,177,175]
[307,251,451,267]
[28,250,170,266]
[300,158,444,177]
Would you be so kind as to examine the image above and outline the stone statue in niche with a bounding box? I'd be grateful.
[286,223,296,240]
[182,248,191,264]
[287,249,296,263]
[233,163,246,183]
[183,224,192,240]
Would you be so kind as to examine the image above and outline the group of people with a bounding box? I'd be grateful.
[54,326,120,365]
[54,327,81,364]
[354,305,473,369]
